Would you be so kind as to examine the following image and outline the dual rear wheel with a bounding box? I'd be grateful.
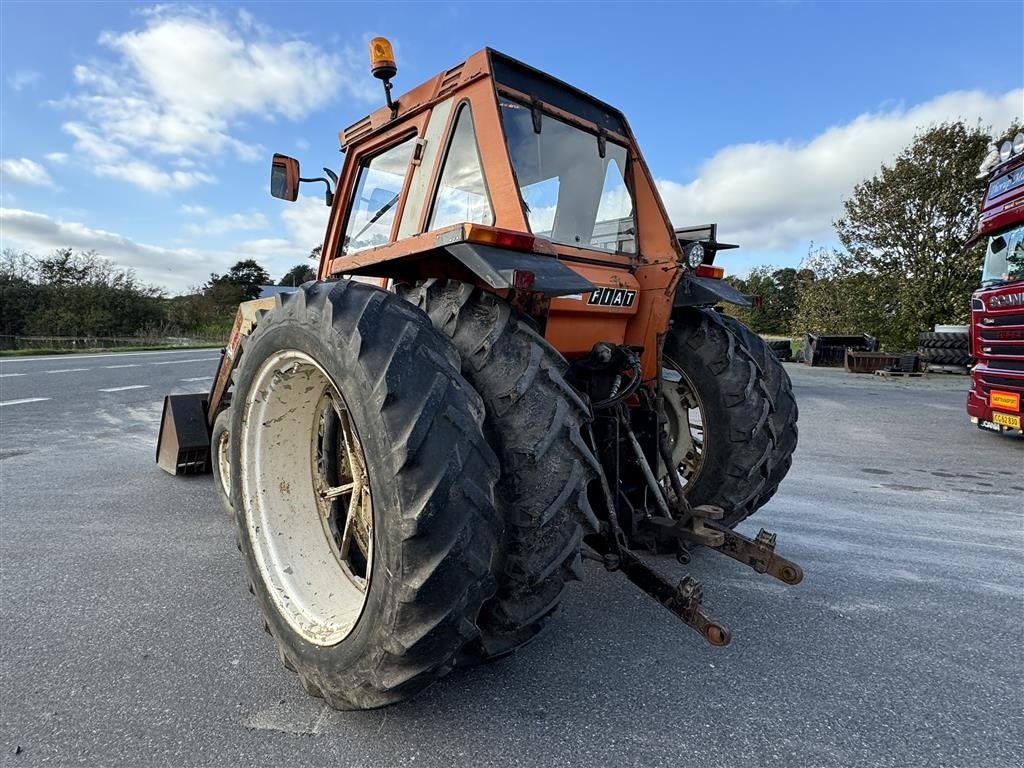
[223,282,796,709]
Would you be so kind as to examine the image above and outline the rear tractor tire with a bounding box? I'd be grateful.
[398,280,600,660]
[660,309,797,529]
[229,280,501,709]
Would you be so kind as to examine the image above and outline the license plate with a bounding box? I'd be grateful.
[992,411,1022,429]
[990,389,1021,411]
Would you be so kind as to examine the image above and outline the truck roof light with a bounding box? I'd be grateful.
[999,140,1013,162]
[1015,132,1024,155]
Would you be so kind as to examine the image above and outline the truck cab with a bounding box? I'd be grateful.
[966,135,1024,435]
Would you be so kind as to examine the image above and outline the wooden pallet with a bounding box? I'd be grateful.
[875,369,926,378]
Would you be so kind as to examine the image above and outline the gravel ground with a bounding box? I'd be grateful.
[1,351,1021,767]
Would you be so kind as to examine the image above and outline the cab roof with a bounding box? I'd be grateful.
[340,48,628,151]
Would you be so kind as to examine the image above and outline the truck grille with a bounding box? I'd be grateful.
[979,343,1024,357]
[979,312,1024,327]
[978,371,1024,389]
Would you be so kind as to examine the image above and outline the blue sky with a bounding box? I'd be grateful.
[2,1,1022,293]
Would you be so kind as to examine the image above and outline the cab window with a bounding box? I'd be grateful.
[429,105,493,230]
[342,136,415,254]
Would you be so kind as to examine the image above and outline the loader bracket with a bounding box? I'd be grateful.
[156,393,211,475]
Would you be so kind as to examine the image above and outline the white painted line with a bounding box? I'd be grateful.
[0,348,220,364]
[0,373,26,378]
[103,364,143,369]
[98,385,150,392]
[181,376,213,382]
[45,368,89,374]
[150,357,218,366]
[0,397,52,407]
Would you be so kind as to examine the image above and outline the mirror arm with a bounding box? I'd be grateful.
[300,176,335,207]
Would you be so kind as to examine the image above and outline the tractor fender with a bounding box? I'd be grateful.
[444,243,597,297]
[673,273,751,308]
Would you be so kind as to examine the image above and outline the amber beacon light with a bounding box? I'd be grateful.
[370,37,397,80]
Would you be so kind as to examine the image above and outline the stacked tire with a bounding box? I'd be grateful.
[918,327,971,368]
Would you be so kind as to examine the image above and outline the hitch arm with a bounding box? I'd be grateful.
[649,506,804,586]
[586,538,731,647]
[707,523,804,585]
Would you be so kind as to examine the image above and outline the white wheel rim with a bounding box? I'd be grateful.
[662,355,706,486]
[239,349,373,646]
[216,423,231,501]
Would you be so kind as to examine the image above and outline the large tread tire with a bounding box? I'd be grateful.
[919,347,972,365]
[398,280,599,660]
[918,331,969,350]
[229,280,501,709]
[665,308,793,527]
[718,315,798,513]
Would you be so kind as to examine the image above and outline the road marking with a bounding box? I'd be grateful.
[0,373,26,377]
[0,348,220,364]
[181,376,213,382]
[150,357,218,366]
[0,397,52,406]
[45,368,89,374]
[98,385,150,392]
[103,364,142,369]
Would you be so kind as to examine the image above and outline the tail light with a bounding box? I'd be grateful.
[695,264,725,279]
[464,224,536,251]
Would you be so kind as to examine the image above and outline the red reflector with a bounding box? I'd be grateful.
[512,270,536,290]
[695,264,725,279]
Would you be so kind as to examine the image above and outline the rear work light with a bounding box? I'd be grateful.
[695,264,725,279]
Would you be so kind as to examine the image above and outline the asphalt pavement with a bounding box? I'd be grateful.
[1,350,1022,767]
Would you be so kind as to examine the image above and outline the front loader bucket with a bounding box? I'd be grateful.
[156,393,211,475]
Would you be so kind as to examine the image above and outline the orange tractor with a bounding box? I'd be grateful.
[157,40,800,709]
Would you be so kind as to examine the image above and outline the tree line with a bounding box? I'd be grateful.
[0,250,316,342]
[727,120,1020,350]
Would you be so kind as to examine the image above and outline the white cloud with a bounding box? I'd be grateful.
[0,207,226,291]
[1,158,55,188]
[179,204,209,216]
[282,194,331,250]
[7,70,41,91]
[44,152,69,165]
[94,159,215,193]
[186,211,268,235]
[52,7,374,192]
[656,89,1024,254]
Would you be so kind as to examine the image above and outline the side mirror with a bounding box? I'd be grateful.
[270,154,299,202]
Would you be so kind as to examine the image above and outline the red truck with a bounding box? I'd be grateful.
[966,132,1024,436]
